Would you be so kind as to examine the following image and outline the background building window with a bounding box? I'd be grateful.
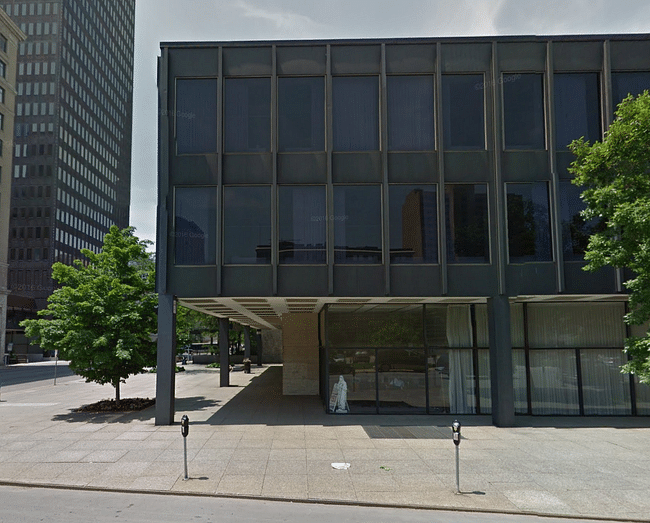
[175,78,218,155]
[333,185,381,263]
[225,78,271,152]
[506,182,552,263]
[445,184,489,264]
[223,186,271,264]
[332,76,379,151]
[278,77,324,152]
[503,73,545,149]
[554,73,601,149]
[279,185,326,264]
[174,187,217,265]
[387,76,434,151]
[389,185,437,264]
[442,74,485,149]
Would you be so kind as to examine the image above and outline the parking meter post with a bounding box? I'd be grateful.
[452,420,461,494]
[180,415,189,480]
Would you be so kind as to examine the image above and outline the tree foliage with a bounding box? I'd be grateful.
[176,305,220,350]
[569,91,650,383]
[21,226,157,401]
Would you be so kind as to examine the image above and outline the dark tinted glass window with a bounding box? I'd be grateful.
[445,184,489,264]
[442,74,485,149]
[278,77,324,152]
[554,73,601,149]
[279,186,326,264]
[506,182,552,263]
[387,76,434,151]
[175,79,217,155]
[389,185,437,264]
[174,187,217,265]
[334,185,381,263]
[332,77,379,151]
[559,181,605,261]
[225,78,271,152]
[503,73,545,149]
[223,186,271,264]
[612,72,650,107]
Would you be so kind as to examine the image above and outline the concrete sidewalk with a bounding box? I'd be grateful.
[0,362,649,521]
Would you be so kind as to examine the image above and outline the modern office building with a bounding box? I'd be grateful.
[2,0,135,322]
[0,9,24,365]
[156,35,650,425]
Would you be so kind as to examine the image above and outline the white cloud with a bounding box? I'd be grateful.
[234,1,328,37]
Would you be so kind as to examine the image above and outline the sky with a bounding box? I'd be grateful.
[130,0,650,247]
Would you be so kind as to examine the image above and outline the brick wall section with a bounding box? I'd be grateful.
[281,313,319,395]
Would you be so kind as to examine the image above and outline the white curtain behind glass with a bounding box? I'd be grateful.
[447,305,474,413]
[527,303,625,348]
[580,349,631,415]
[512,349,528,413]
[530,349,580,414]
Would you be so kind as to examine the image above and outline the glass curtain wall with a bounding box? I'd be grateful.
[519,302,630,415]
[326,304,490,415]
[278,186,326,263]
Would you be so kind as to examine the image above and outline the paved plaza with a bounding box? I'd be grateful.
[0,362,649,521]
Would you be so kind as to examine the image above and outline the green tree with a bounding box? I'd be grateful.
[21,226,157,403]
[569,91,650,383]
[176,306,220,350]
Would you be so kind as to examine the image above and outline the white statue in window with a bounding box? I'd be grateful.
[334,375,349,413]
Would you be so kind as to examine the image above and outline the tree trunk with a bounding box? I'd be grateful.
[115,381,120,406]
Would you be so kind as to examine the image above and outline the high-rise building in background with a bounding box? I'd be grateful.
[2,0,135,359]
[0,9,25,365]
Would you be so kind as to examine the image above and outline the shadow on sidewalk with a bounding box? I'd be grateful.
[191,365,650,429]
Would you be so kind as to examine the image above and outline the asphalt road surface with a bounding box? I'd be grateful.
[0,486,609,523]
[0,361,78,391]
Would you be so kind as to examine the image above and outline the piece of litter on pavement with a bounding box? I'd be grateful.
[331,462,351,470]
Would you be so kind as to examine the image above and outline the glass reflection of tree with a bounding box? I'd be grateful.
[568,213,606,257]
[508,194,536,257]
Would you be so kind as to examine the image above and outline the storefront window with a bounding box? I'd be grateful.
[529,349,580,415]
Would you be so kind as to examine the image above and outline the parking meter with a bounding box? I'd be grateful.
[452,420,461,446]
[452,420,461,493]
[180,415,190,480]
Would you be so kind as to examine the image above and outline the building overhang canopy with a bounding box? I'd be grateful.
[177,294,628,331]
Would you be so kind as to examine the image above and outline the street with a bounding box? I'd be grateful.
[0,361,78,391]
[0,486,609,523]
